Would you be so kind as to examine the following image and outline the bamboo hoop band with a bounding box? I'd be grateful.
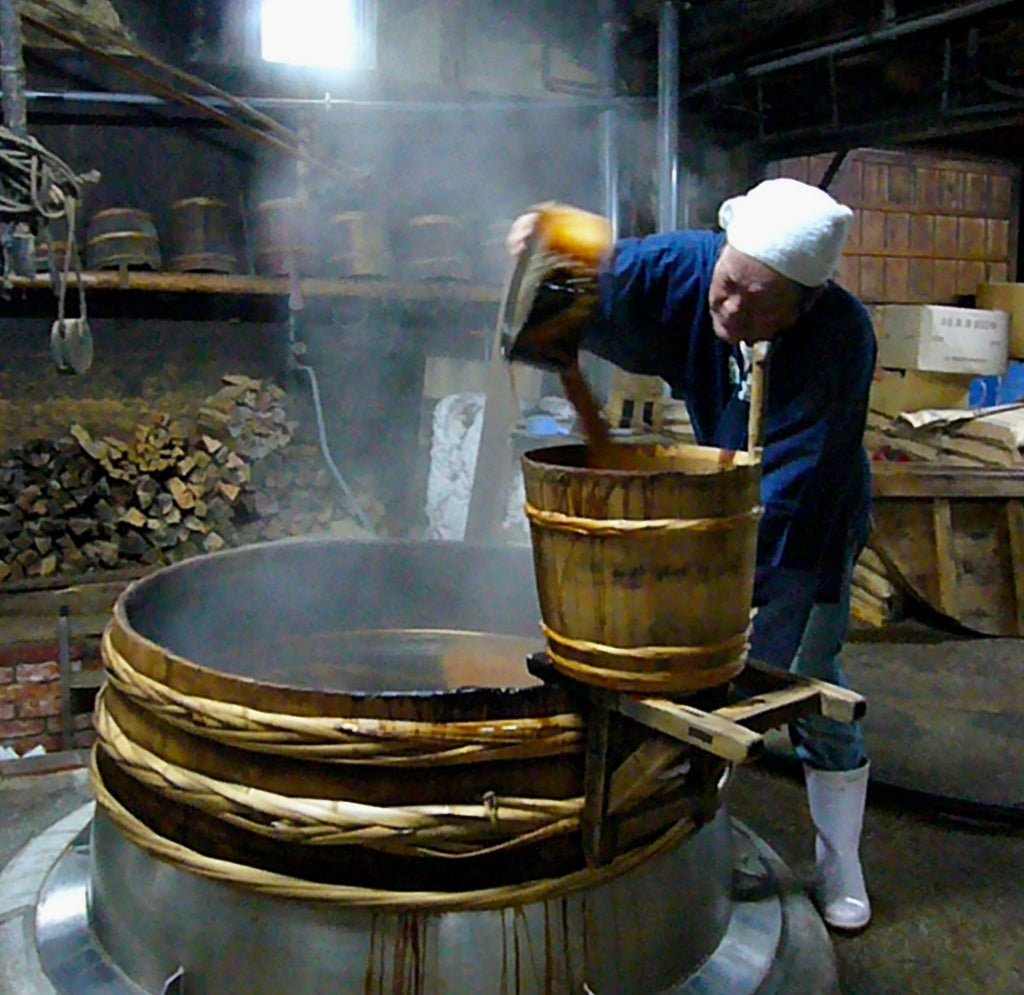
[541,620,750,663]
[543,645,746,692]
[523,503,763,537]
[88,744,697,911]
[102,626,583,764]
[94,689,582,859]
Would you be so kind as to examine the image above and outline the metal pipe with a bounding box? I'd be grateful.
[0,0,26,133]
[12,88,653,114]
[657,1,680,233]
[598,0,619,238]
[680,0,1017,100]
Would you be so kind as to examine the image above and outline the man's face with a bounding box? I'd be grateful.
[708,244,806,345]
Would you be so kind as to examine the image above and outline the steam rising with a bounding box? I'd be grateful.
[125,537,545,695]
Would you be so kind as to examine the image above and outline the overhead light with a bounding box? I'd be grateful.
[261,0,375,70]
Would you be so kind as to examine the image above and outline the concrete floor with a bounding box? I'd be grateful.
[729,626,1024,995]
[2,627,1023,995]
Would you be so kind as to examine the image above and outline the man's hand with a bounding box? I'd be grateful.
[506,212,540,257]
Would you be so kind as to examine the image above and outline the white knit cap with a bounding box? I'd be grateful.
[718,178,853,287]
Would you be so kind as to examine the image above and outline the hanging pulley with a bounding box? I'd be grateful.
[49,196,92,375]
[50,316,93,375]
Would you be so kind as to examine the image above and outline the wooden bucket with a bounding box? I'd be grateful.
[326,210,392,278]
[85,207,162,270]
[403,213,470,280]
[254,197,318,276]
[521,443,762,694]
[168,197,241,273]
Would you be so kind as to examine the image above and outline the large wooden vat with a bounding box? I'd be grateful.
[93,538,720,899]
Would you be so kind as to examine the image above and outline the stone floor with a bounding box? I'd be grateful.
[2,626,1023,994]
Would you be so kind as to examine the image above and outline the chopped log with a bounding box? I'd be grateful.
[120,507,148,529]
[167,477,196,510]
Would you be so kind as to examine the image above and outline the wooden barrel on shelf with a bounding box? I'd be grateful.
[168,197,241,274]
[326,210,392,278]
[85,207,162,270]
[253,197,318,276]
[403,214,470,280]
[521,443,762,694]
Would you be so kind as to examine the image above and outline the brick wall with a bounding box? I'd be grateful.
[0,639,99,756]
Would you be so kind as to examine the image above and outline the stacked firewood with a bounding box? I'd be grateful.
[195,375,297,461]
[0,376,377,584]
[850,546,902,629]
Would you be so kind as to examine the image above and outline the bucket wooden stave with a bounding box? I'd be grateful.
[521,442,762,694]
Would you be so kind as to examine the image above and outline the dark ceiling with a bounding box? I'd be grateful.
[615,0,1024,163]
[16,0,1024,169]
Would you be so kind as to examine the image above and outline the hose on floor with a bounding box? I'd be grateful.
[291,358,375,535]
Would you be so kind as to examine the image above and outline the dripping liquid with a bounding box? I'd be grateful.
[559,358,620,468]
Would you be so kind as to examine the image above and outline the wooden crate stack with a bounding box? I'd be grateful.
[767,147,1020,305]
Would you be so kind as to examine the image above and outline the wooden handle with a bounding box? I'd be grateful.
[747,341,770,462]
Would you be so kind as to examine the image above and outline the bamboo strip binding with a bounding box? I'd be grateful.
[89,743,697,911]
[523,504,763,536]
[101,625,583,764]
[93,688,582,859]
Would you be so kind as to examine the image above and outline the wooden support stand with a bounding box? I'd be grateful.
[527,653,866,867]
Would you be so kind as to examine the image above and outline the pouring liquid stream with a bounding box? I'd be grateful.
[558,357,622,468]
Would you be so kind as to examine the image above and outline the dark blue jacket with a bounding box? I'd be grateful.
[584,230,877,606]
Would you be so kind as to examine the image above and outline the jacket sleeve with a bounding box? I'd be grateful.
[583,231,724,395]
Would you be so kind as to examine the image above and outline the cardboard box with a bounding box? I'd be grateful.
[872,304,1008,376]
[869,368,974,417]
[976,283,1024,359]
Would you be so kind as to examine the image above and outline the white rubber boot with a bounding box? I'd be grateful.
[804,762,872,932]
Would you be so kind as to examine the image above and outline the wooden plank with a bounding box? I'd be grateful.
[950,502,1018,634]
[0,578,134,617]
[614,695,764,764]
[872,465,1024,499]
[933,498,958,618]
[607,737,686,817]
[738,659,866,724]
[463,326,521,541]
[6,271,501,304]
[1005,500,1024,636]
[714,684,823,732]
[580,704,614,868]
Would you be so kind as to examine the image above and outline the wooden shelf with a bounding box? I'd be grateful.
[6,271,503,304]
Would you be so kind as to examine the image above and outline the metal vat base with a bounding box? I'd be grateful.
[21,805,839,995]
